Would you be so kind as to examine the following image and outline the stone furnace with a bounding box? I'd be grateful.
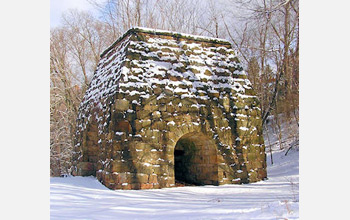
[72,27,267,189]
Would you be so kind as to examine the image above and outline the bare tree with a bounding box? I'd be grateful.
[221,0,299,125]
[50,10,116,176]
[50,28,81,176]
[91,0,208,35]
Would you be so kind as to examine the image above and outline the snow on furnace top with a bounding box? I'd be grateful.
[100,27,232,58]
[78,27,255,123]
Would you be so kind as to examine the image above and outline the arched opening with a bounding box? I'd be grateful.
[174,132,218,186]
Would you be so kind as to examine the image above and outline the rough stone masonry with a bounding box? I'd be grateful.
[72,27,267,190]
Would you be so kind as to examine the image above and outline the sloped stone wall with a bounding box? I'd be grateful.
[72,28,267,190]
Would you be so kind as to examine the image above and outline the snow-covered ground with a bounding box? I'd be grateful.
[50,152,298,219]
[51,140,299,219]
[51,114,299,219]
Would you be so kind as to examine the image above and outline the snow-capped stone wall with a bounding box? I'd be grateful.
[72,27,267,190]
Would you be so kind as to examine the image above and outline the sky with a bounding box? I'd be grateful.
[50,0,104,28]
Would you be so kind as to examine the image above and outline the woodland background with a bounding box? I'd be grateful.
[50,0,299,176]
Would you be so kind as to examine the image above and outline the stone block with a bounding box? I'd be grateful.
[134,120,143,131]
[130,183,141,190]
[231,178,241,184]
[115,120,132,133]
[135,173,149,183]
[159,104,167,112]
[144,104,158,111]
[209,155,218,163]
[135,163,154,174]
[77,162,95,176]
[235,170,248,180]
[86,146,99,154]
[115,99,130,111]
[152,183,161,189]
[113,112,125,120]
[105,182,116,189]
[88,156,98,163]
[87,132,98,141]
[247,152,258,161]
[158,178,170,188]
[248,171,258,182]
[103,172,112,183]
[152,165,163,175]
[151,121,166,131]
[111,172,120,183]
[151,111,161,119]
[140,183,153,189]
[136,110,151,119]
[153,87,162,95]
[121,183,132,190]
[111,161,129,172]
[118,172,128,183]
[164,88,174,96]
[95,169,102,179]
[257,168,267,179]
[149,174,158,184]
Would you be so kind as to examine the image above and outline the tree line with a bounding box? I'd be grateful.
[50,0,299,176]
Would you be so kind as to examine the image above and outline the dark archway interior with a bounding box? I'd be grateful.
[174,133,218,186]
[174,138,198,185]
